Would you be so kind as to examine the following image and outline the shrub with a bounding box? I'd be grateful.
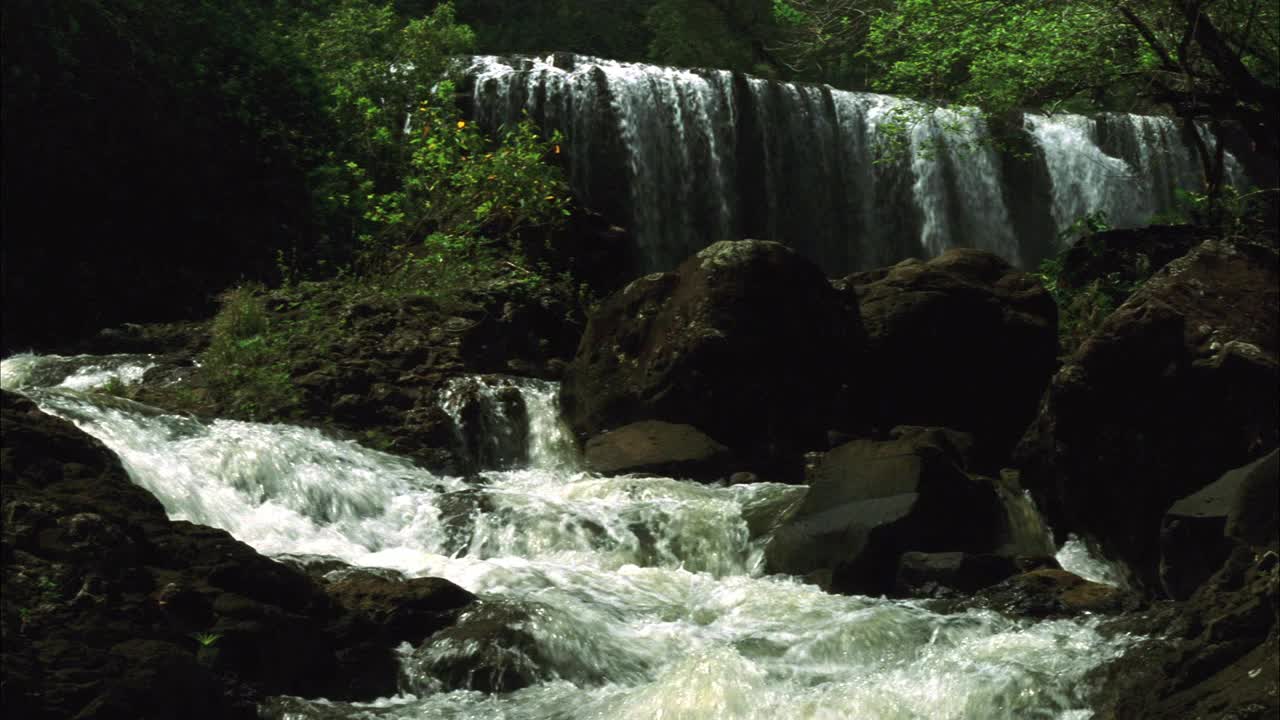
[201,286,297,420]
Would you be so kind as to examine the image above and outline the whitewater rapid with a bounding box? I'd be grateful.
[3,353,1137,719]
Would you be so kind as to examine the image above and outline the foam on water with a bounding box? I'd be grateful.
[4,353,1138,719]
[465,54,1237,273]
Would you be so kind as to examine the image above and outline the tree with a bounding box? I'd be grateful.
[781,1,1277,197]
[769,0,893,87]
[645,0,783,74]
[293,1,570,271]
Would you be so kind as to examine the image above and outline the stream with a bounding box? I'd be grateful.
[1,353,1136,720]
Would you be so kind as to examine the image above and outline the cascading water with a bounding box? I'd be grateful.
[3,353,1138,719]
[464,54,1244,274]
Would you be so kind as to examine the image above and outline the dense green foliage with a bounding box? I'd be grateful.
[2,0,577,354]
[4,0,1275,363]
[2,0,322,349]
[783,0,1279,192]
[290,1,570,273]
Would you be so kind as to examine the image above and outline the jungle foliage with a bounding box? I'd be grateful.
[1,0,574,352]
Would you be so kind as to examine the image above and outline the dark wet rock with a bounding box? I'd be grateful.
[79,320,211,357]
[893,551,1057,599]
[132,274,588,475]
[1056,224,1214,297]
[440,375,532,470]
[0,390,475,717]
[1225,449,1280,549]
[408,601,549,693]
[323,571,475,698]
[844,248,1058,468]
[764,430,1015,595]
[1017,239,1279,593]
[1090,546,1279,719]
[584,420,734,481]
[561,239,864,476]
[433,488,493,557]
[273,553,355,579]
[1161,450,1280,600]
[516,206,639,297]
[951,568,1141,619]
[325,572,474,641]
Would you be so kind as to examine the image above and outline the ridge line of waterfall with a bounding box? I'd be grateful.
[464,53,1245,274]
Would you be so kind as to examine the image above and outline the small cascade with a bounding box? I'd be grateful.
[1056,534,1134,589]
[464,54,1243,274]
[438,375,579,472]
[993,479,1058,558]
[4,353,1141,719]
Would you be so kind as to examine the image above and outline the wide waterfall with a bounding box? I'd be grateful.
[463,54,1244,274]
[3,353,1139,719]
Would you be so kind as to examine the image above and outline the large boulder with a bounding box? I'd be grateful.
[763,429,1036,596]
[1017,239,1279,593]
[583,420,734,482]
[844,248,1058,467]
[560,240,863,474]
[1089,546,1279,720]
[0,390,476,717]
[323,570,475,696]
[1160,450,1280,600]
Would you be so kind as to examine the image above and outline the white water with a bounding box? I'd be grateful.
[1056,535,1132,590]
[4,354,1137,719]
[466,54,1241,273]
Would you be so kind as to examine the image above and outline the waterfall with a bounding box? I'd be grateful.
[464,54,1243,273]
[4,354,1139,719]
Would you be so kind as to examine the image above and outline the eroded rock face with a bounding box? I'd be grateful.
[560,239,864,475]
[0,390,475,717]
[1017,240,1279,593]
[763,430,1019,596]
[845,248,1058,468]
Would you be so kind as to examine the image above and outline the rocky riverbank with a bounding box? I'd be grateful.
[2,226,1276,718]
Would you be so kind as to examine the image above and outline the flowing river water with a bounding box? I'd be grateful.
[2,353,1137,719]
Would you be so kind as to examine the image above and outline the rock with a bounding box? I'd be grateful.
[583,421,734,481]
[1056,224,1213,297]
[438,375,531,471]
[1225,449,1280,549]
[325,572,474,642]
[80,320,211,356]
[1089,546,1279,719]
[0,390,472,716]
[764,430,1012,595]
[1017,239,1279,593]
[324,571,476,697]
[893,551,1043,598]
[561,239,863,475]
[131,272,589,476]
[956,568,1140,619]
[407,601,548,693]
[515,206,639,297]
[845,248,1058,468]
[1160,450,1280,600]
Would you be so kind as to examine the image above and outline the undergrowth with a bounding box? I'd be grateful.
[202,285,297,420]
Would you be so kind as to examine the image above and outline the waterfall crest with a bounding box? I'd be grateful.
[465,54,1243,273]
